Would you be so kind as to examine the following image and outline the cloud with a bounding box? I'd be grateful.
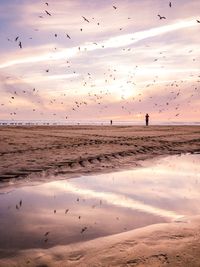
[0,18,198,70]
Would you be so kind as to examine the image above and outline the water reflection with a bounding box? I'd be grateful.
[0,153,200,255]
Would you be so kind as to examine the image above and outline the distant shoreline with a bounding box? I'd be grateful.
[0,120,200,126]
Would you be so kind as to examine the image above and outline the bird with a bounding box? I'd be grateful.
[158,14,166,19]
[82,16,90,23]
[45,2,49,5]
[169,2,172,7]
[45,10,51,16]
[15,36,19,42]
[19,41,22,48]
[113,5,117,9]
[66,34,71,39]
[197,20,200,23]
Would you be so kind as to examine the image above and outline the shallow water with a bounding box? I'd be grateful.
[0,153,200,255]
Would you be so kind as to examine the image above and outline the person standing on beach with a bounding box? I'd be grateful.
[145,113,149,126]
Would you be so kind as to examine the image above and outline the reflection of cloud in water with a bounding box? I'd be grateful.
[21,154,200,220]
[41,182,182,220]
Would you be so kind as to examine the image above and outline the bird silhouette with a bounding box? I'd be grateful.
[45,10,51,16]
[158,14,166,19]
[169,2,172,7]
[82,16,90,23]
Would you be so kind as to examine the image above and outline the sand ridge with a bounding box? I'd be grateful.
[0,125,200,182]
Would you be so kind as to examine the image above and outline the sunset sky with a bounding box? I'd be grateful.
[0,0,200,123]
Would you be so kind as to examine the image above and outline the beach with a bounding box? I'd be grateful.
[0,125,200,266]
[1,125,200,181]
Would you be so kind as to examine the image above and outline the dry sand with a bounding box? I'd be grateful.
[0,125,200,266]
[1,125,200,181]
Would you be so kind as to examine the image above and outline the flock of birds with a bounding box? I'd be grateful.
[2,0,200,121]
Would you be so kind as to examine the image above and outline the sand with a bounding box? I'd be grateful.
[0,125,200,266]
[1,125,200,181]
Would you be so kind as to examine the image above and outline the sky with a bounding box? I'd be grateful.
[0,0,200,123]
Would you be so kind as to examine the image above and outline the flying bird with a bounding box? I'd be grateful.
[113,5,117,9]
[66,34,71,39]
[45,10,51,16]
[82,16,90,23]
[169,2,172,7]
[158,14,166,19]
[15,36,19,41]
[19,41,22,48]
[197,20,200,23]
[45,2,49,5]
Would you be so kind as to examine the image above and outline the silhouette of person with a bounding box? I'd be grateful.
[110,120,113,125]
[145,113,149,126]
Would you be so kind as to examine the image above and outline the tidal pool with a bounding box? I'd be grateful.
[0,153,200,256]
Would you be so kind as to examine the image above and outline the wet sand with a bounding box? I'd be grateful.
[1,125,200,266]
[1,216,200,267]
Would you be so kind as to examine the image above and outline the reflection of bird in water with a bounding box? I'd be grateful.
[65,209,69,214]
[158,14,166,19]
[80,226,87,233]
[44,231,50,236]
